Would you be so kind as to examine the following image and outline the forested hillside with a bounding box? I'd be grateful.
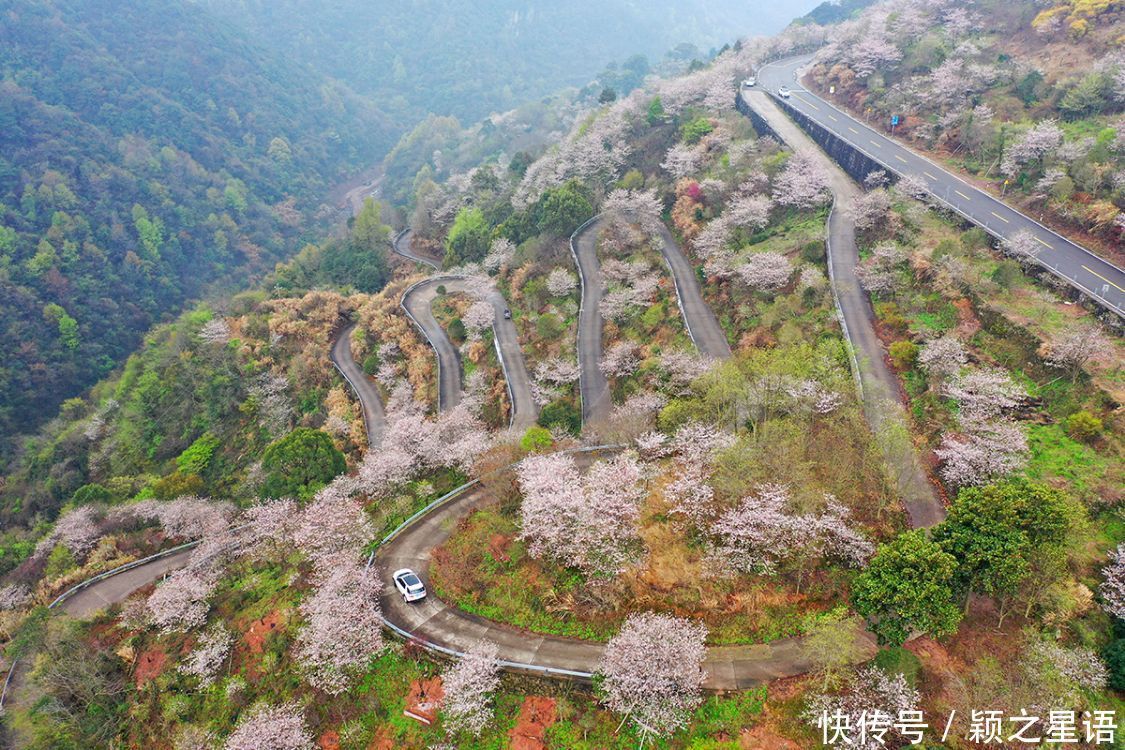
[0,0,397,445]
[193,0,819,124]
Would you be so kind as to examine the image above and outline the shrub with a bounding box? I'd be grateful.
[519,426,553,452]
[152,472,205,500]
[538,399,581,435]
[680,116,714,144]
[176,432,220,475]
[448,317,467,343]
[801,240,826,263]
[1104,639,1125,692]
[889,340,919,369]
[71,483,112,506]
[260,428,346,501]
[874,646,922,686]
[1064,410,1103,443]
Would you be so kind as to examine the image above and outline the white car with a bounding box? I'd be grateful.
[777,85,792,98]
[741,76,757,88]
[392,568,427,602]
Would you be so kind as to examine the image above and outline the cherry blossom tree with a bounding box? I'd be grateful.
[737,252,792,291]
[848,189,892,231]
[935,422,1029,488]
[944,368,1026,425]
[1001,120,1063,177]
[223,703,313,750]
[798,266,827,292]
[896,174,930,200]
[1045,324,1112,379]
[660,350,717,394]
[180,623,233,687]
[600,341,640,379]
[1025,640,1109,704]
[773,152,831,209]
[146,566,220,634]
[918,336,967,380]
[441,640,501,736]
[1002,230,1040,260]
[806,667,920,750]
[199,318,231,345]
[483,238,516,272]
[1099,543,1125,620]
[851,35,903,78]
[546,267,577,297]
[855,243,906,296]
[292,484,374,567]
[661,143,704,179]
[517,452,647,576]
[604,189,665,239]
[726,194,772,231]
[711,484,872,577]
[294,559,385,694]
[461,299,495,339]
[598,612,708,742]
[53,505,102,560]
[240,498,298,560]
[534,357,580,385]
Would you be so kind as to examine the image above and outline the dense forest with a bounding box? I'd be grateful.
[0,0,398,447]
[191,0,820,124]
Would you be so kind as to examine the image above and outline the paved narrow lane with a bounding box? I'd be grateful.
[570,218,613,424]
[393,228,440,270]
[740,88,945,528]
[331,324,386,448]
[654,222,732,360]
[758,55,1125,318]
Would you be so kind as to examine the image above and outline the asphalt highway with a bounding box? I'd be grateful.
[758,55,1124,318]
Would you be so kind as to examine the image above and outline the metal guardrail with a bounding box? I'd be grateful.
[365,443,624,680]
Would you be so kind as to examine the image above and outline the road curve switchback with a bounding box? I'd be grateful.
[331,324,386,448]
[758,55,1125,319]
[741,78,946,528]
[375,449,876,689]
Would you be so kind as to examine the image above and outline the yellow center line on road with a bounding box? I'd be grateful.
[924,171,937,180]
[1082,265,1125,293]
[894,155,908,164]
[954,189,972,201]
[990,211,1009,224]
[1035,237,1054,250]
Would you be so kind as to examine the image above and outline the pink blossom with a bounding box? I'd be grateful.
[0,584,31,611]
[848,189,892,231]
[483,238,516,272]
[462,299,495,338]
[53,505,102,560]
[199,318,231,345]
[726,194,772,231]
[660,350,718,394]
[773,152,831,209]
[223,703,312,750]
[600,341,640,379]
[598,612,708,741]
[918,337,967,379]
[180,623,233,687]
[737,252,792,291]
[661,143,704,179]
[1045,324,1112,376]
[944,368,1026,425]
[807,667,920,750]
[294,559,385,694]
[441,640,501,736]
[146,566,220,634]
[1002,120,1063,177]
[935,423,1029,488]
[292,485,374,567]
[546,267,577,297]
[1002,230,1040,259]
[1099,544,1125,621]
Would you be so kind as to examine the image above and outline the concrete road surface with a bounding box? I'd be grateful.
[331,324,386,448]
[758,55,1124,318]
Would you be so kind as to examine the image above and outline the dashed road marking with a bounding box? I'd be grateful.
[894,155,908,164]
[1082,265,1125,293]
[1035,237,1054,250]
[869,140,882,148]
[848,126,859,134]
[954,189,971,201]
[990,211,1009,224]
[828,114,838,122]
[923,171,937,180]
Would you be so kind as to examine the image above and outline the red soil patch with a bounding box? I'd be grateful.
[508,696,558,750]
[244,609,285,654]
[317,731,341,750]
[488,533,512,563]
[134,647,167,688]
[404,676,444,725]
[367,729,395,750]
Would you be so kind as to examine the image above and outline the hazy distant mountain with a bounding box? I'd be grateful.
[194,0,820,122]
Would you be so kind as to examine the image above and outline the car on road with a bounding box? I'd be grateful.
[777,85,791,98]
[503,308,511,320]
[392,568,427,602]
[741,76,756,88]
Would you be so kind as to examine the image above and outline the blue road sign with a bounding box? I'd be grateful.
[891,115,900,126]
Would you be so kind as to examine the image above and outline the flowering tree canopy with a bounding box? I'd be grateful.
[441,639,502,737]
[294,560,385,694]
[773,152,831,209]
[545,267,578,297]
[180,623,234,687]
[918,336,967,380]
[807,667,920,750]
[146,566,220,634]
[1100,543,1125,621]
[223,703,312,750]
[599,612,708,741]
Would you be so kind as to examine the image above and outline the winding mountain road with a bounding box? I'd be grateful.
[376,449,876,689]
[331,324,386,448]
[759,55,1125,319]
[570,214,732,424]
[743,72,946,527]
[394,232,539,430]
